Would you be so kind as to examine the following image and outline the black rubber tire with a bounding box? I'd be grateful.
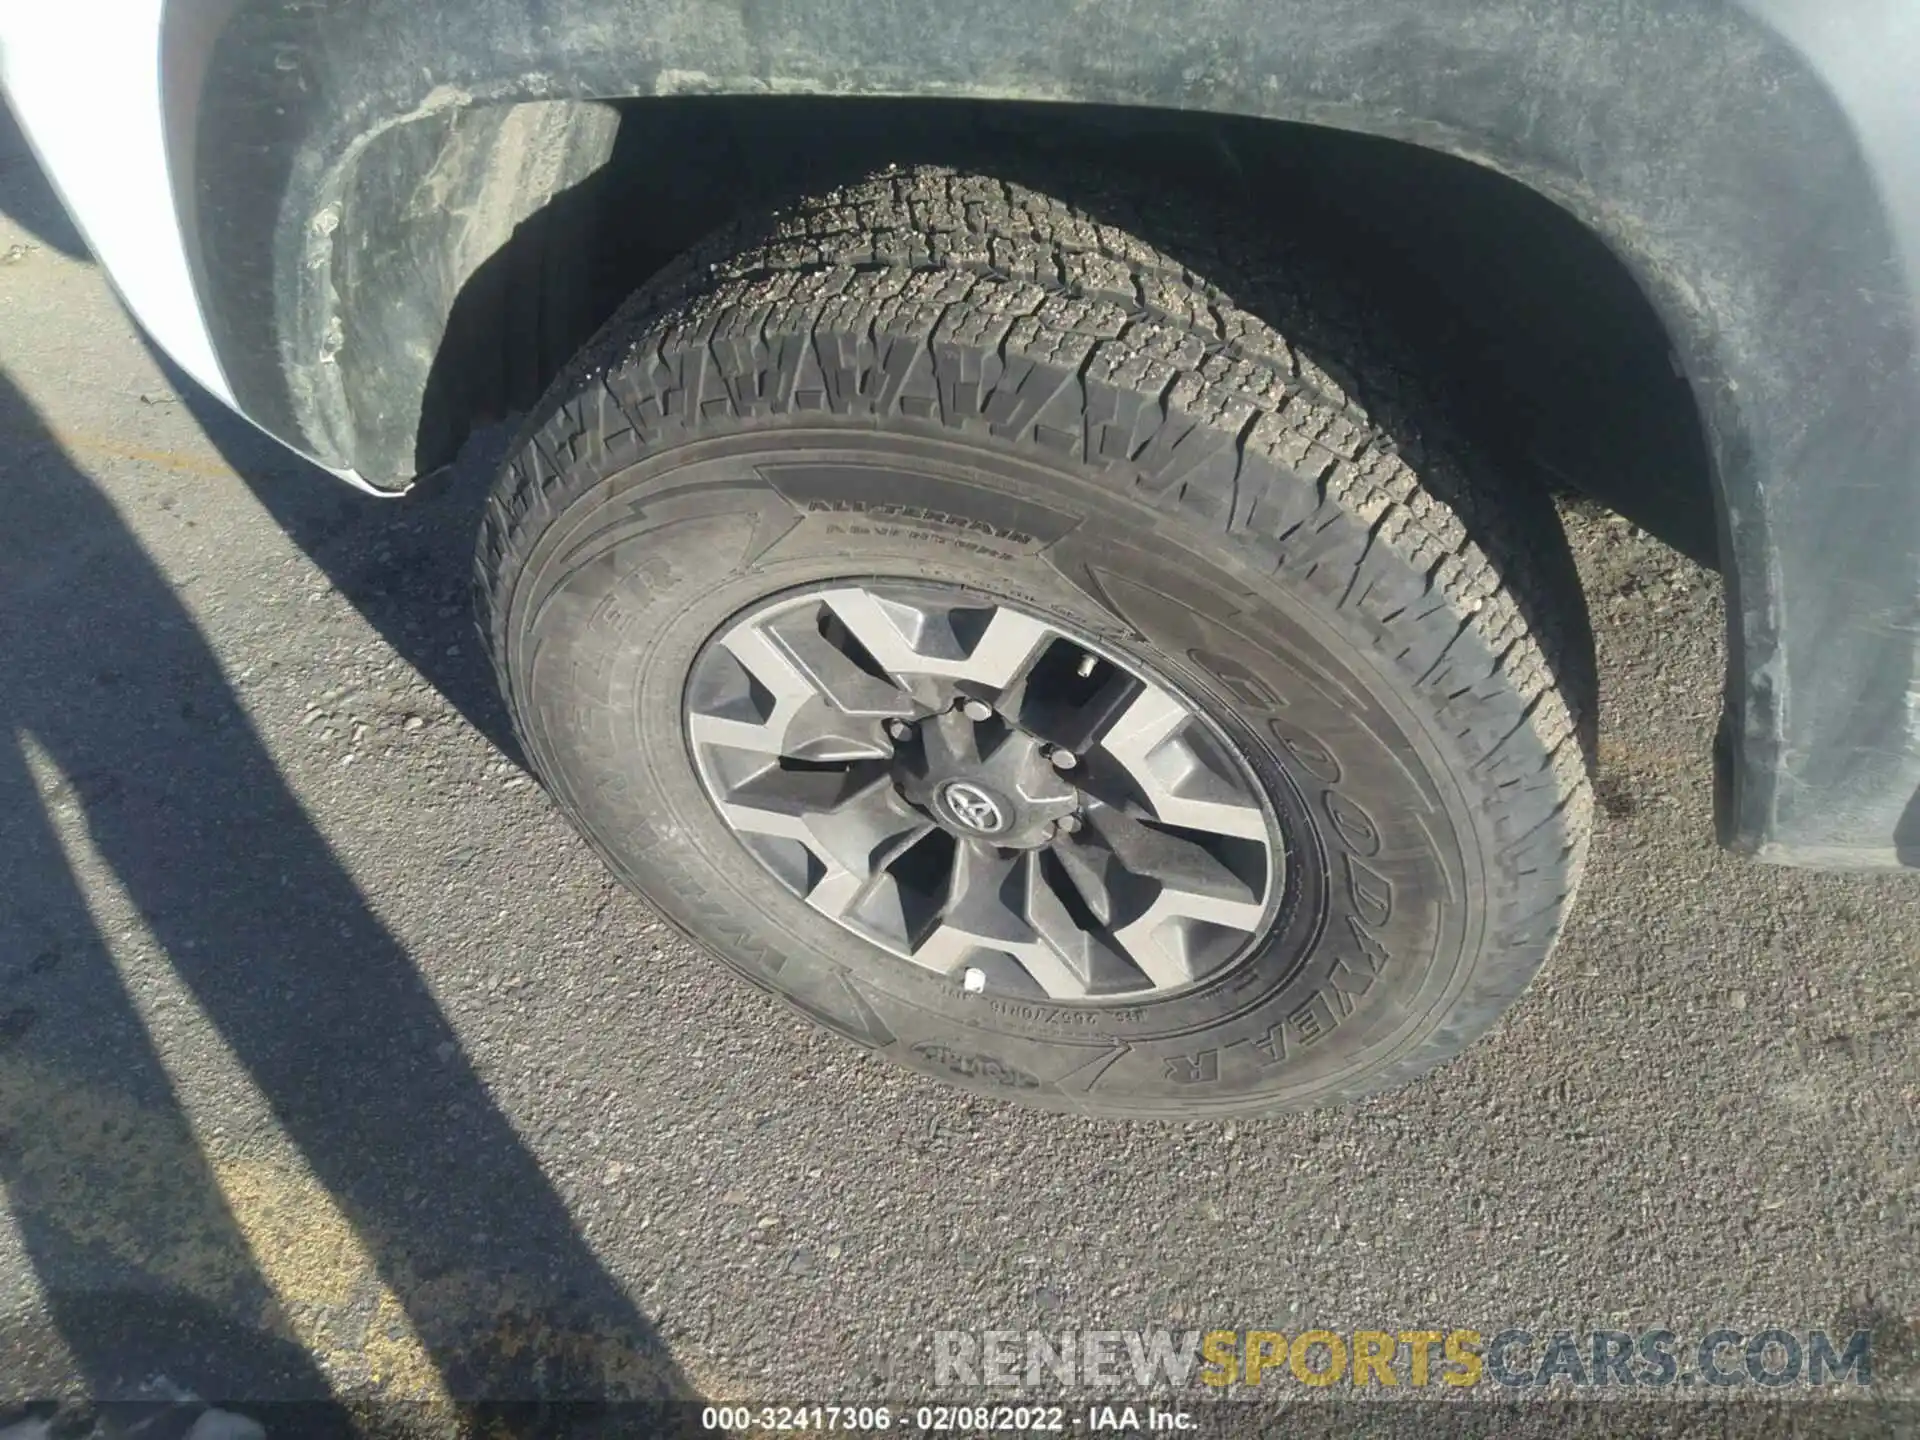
[476,165,1595,1117]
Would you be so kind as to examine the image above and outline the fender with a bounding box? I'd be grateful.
[162,0,1920,869]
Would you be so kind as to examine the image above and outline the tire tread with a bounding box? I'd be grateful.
[478,163,1597,1110]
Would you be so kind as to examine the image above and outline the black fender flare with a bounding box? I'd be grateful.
[169,0,1920,867]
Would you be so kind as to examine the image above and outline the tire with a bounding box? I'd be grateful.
[477,165,1595,1117]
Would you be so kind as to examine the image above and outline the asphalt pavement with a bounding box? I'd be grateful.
[0,116,1916,1436]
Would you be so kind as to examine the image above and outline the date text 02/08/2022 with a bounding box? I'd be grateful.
[698,1404,1194,1432]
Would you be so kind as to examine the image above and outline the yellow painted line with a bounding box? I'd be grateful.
[4,720,708,1408]
[212,1153,445,1399]
[0,1053,447,1400]
[0,1050,713,1402]
[47,427,242,485]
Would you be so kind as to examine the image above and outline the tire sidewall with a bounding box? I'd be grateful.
[503,423,1488,1115]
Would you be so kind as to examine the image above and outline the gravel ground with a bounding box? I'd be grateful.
[1,116,1916,1437]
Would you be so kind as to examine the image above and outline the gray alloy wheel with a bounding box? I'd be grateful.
[685,582,1280,1002]
[478,165,1595,1115]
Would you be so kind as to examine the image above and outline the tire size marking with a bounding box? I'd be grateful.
[987,1000,1149,1026]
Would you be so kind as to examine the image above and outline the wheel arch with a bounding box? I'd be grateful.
[166,0,1920,867]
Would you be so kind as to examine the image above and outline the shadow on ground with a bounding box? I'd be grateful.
[0,96,710,1436]
[0,372,687,1433]
[2,100,702,1432]
[0,101,84,262]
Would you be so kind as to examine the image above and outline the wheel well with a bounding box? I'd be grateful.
[371,94,1715,565]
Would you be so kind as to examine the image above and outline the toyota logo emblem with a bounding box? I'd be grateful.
[940,781,1008,834]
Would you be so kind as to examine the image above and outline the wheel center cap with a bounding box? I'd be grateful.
[893,708,1079,849]
[938,780,1010,835]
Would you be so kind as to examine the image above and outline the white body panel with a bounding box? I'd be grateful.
[0,0,231,404]
[0,5,378,489]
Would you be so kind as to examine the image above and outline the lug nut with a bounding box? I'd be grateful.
[1049,747,1078,770]
[1056,814,1082,835]
[886,718,914,741]
[961,698,994,723]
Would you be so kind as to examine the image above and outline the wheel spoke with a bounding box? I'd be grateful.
[809,786,935,902]
[955,607,1057,689]
[1026,852,1145,995]
[1051,832,1128,925]
[995,938,1099,1001]
[996,640,1144,757]
[1096,685,1269,840]
[1083,804,1262,909]
[713,762,925,920]
[688,621,892,760]
[1105,859,1267,989]
[687,581,1280,1005]
[940,841,1032,945]
[838,822,946,948]
[764,605,920,721]
[891,849,1097,1000]
[908,929,1097,1003]
[817,589,1051,690]
[685,624,815,755]
[1060,803,1269,987]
